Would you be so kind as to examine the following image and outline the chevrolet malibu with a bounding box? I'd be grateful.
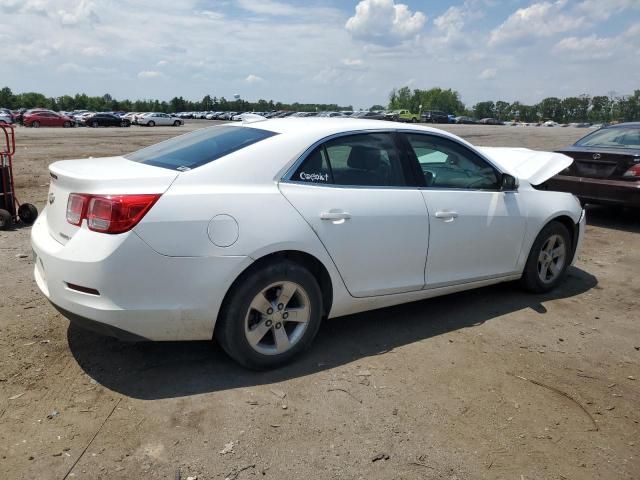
[32,118,585,369]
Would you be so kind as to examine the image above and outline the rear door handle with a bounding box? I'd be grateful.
[320,211,351,221]
[435,210,458,222]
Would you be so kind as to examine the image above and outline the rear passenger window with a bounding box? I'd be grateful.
[292,133,407,187]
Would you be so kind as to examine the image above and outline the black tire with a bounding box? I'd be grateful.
[520,221,572,293]
[63,121,71,128]
[18,203,38,225]
[0,209,13,230]
[121,121,130,127]
[173,120,180,126]
[31,121,40,128]
[147,120,155,127]
[411,117,417,123]
[91,121,99,128]
[215,260,323,370]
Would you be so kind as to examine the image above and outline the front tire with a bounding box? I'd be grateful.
[520,221,572,293]
[216,260,323,370]
[147,120,155,127]
[31,121,40,128]
[173,120,181,126]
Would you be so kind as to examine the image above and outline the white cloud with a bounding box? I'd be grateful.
[489,1,585,46]
[237,0,299,16]
[137,71,162,79]
[81,46,106,57]
[341,58,364,67]
[346,0,426,45]
[245,74,264,84]
[575,0,639,21]
[57,0,98,25]
[157,60,169,67]
[479,68,497,80]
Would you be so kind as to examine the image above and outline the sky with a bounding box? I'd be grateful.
[2,0,639,109]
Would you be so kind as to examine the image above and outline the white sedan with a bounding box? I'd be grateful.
[138,112,183,127]
[31,118,585,369]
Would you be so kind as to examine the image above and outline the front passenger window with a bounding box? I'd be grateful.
[405,134,499,190]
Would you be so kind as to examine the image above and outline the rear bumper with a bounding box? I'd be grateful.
[546,176,640,207]
[31,209,252,341]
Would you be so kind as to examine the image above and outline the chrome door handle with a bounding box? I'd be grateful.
[434,210,458,222]
[320,211,351,221]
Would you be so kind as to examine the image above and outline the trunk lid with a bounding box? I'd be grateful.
[47,156,178,244]
[555,147,640,179]
[476,147,573,185]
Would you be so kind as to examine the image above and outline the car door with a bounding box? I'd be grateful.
[279,132,429,298]
[401,132,527,287]
[40,113,55,126]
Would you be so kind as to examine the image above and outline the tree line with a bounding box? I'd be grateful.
[388,86,640,123]
[2,85,639,123]
[0,87,352,114]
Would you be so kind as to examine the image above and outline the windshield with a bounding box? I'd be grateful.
[575,127,640,149]
[126,125,278,170]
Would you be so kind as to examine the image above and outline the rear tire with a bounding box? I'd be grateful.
[18,203,38,225]
[173,120,180,126]
[31,121,40,128]
[147,121,155,127]
[91,121,99,128]
[215,260,323,370]
[63,121,71,128]
[0,209,13,230]
[520,221,572,293]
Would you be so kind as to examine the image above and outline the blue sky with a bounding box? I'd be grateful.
[2,0,639,109]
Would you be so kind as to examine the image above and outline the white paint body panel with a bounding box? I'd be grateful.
[31,118,584,341]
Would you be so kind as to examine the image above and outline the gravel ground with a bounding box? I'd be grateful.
[0,121,638,480]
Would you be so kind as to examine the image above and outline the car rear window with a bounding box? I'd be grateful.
[576,127,640,149]
[126,125,278,170]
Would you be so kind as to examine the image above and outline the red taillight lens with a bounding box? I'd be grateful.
[623,164,640,178]
[66,193,88,226]
[66,193,160,234]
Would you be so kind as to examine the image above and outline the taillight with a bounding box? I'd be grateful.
[66,194,160,234]
[66,193,87,226]
[623,164,640,178]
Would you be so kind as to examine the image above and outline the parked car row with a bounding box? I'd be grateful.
[0,109,184,128]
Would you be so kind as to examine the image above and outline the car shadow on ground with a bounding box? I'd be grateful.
[586,204,640,233]
[67,267,597,400]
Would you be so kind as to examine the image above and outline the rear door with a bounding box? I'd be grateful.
[401,132,527,287]
[279,132,429,297]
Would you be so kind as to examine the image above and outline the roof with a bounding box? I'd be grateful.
[607,122,640,128]
[233,116,463,142]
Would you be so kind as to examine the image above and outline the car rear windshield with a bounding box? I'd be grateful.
[125,125,278,170]
[575,127,640,149]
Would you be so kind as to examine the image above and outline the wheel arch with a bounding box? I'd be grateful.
[216,249,334,337]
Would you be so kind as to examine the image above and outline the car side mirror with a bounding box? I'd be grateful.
[500,173,518,191]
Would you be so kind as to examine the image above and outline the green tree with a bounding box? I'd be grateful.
[0,87,15,108]
[473,101,495,119]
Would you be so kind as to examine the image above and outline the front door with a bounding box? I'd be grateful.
[401,132,527,287]
[279,132,429,297]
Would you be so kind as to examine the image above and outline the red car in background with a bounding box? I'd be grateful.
[23,111,75,128]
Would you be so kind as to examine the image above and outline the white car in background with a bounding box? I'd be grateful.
[31,118,584,369]
[138,112,183,127]
[0,111,12,124]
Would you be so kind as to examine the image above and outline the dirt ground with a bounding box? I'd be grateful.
[1,122,638,480]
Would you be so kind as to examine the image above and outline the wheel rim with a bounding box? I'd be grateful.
[244,281,311,355]
[537,234,566,284]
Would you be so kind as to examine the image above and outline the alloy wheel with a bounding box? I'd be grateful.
[244,281,310,355]
[537,234,566,284]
